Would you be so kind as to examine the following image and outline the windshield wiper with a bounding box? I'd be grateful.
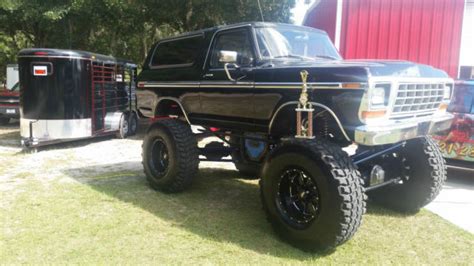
[314,55,338,60]
[273,54,313,60]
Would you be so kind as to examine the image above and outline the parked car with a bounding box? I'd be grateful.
[0,81,20,125]
[136,22,453,251]
[433,80,474,170]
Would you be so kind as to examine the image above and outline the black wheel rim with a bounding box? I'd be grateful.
[149,138,169,178]
[277,168,320,228]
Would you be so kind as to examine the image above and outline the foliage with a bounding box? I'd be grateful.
[0,0,295,81]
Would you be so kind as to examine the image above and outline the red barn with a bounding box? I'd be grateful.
[303,0,473,79]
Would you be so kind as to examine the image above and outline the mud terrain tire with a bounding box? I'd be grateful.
[142,119,199,193]
[368,136,447,213]
[260,139,365,251]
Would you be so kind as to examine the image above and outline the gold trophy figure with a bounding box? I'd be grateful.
[295,70,314,138]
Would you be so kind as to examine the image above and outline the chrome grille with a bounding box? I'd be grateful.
[391,83,444,118]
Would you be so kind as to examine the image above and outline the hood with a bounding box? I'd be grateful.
[0,88,19,97]
[256,59,449,83]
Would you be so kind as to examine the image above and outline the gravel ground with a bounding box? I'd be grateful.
[0,121,235,208]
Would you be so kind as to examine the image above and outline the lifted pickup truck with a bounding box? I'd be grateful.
[137,22,453,250]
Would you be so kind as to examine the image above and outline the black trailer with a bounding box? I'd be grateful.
[18,48,138,147]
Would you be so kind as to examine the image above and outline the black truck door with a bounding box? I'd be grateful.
[200,27,256,129]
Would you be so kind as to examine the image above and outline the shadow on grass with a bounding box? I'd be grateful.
[63,162,336,260]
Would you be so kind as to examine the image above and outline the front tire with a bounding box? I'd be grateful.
[260,139,365,251]
[368,136,447,213]
[142,119,199,193]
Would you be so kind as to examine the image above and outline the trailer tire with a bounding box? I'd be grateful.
[142,119,199,193]
[0,117,9,125]
[368,136,447,213]
[128,112,138,136]
[260,139,365,251]
[117,113,129,139]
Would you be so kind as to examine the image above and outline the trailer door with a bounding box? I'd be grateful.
[91,61,117,132]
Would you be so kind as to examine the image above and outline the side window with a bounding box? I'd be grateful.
[210,29,254,68]
[151,35,203,67]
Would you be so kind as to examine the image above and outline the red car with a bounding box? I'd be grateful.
[433,80,474,170]
[0,81,20,125]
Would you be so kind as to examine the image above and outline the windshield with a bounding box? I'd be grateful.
[255,26,342,61]
[448,83,474,114]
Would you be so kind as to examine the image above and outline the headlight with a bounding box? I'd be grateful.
[371,86,386,106]
[443,85,451,100]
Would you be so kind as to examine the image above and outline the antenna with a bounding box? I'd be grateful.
[257,0,265,22]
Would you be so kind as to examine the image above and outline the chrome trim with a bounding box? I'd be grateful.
[20,118,92,141]
[354,113,453,146]
[268,101,351,142]
[155,97,191,125]
[138,81,365,90]
[359,77,454,124]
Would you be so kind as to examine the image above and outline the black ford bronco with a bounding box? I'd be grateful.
[137,22,453,250]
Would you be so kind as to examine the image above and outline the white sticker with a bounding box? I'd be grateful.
[33,66,48,76]
[116,74,123,82]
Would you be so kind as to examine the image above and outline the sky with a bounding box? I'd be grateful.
[290,0,316,25]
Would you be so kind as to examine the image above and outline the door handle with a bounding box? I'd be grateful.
[203,73,214,78]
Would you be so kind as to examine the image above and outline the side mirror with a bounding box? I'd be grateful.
[219,50,238,64]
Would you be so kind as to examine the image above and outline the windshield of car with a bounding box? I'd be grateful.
[255,26,342,61]
[448,83,474,114]
[11,82,19,91]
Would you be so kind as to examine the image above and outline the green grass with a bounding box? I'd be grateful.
[1,166,473,264]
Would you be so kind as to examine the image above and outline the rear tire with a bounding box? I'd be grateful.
[117,113,129,139]
[0,117,9,125]
[368,136,447,213]
[128,112,138,136]
[142,119,199,193]
[260,139,365,251]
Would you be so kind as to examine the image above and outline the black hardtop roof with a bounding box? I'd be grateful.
[18,48,136,65]
[158,22,327,42]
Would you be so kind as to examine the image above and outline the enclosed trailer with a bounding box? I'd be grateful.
[18,49,138,147]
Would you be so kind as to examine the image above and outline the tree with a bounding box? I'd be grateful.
[0,0,295,81]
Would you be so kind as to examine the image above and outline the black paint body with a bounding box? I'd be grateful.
[137,22,449,139]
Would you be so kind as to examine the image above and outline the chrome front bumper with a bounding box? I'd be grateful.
[353,113,453,146]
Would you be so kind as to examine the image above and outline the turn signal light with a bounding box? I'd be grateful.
[361,110,387,119]
[438,103,448,112]
[342,83,362,89]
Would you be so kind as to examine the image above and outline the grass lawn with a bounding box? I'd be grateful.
[1,163,473,264]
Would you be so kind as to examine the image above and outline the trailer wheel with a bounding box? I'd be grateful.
[128,112,138,136]
[260,139,365,251]
[117,113,129,139]
[142,119,199,193]
[0,117,9,125]
[368,136,447,213]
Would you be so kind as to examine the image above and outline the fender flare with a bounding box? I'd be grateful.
[155,97,191,125]
[268,101,352,142]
